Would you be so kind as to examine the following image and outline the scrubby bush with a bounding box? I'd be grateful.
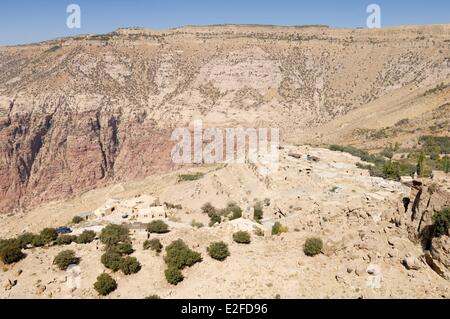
[225,203,242,220]
[201,203,222,226]
[178,172,204,182]
[201,203,217,217]
[329,145,381,163]
[417,152,426,178]
[40,228,58,244]
[100,224,130,246]
[230,209,242,220]
[143,239,163,253]
[56,235,77,246]
[383,161,401,180]
[190,220,204,229]
[53,250,80,270]
[72,216,83,224]
[165,266,184,285]
[272,222,288,236]
[16,233,35,249]
[303,238,323,257]
[110,242,134,255]
[146,220,169,234]
[233,231,251,244]
[218,202,243,220]
[253,203,263,222]
[0,239,17,250]
[433,208,450,237]
[76,230,96,244]
[0,243,25,264]
[208,213,221,227]
[443,156,450,173]
[145,295,161,299]
[101,250,123,272]
[164,239,202,270]
[380,148,394,159]
[94,273,117,296]
[207,242,230,261]
[420,136,450,154]
[120,256,141,275]
[31,235,47,247]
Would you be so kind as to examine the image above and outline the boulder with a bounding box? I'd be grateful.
[402,255,422,270]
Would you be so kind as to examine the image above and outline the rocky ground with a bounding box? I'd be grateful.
[1,145,449,299]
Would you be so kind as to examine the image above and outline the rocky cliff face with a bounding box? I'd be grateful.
[1,24,450,213]
[389,180,450,280]
[0,96,175,213]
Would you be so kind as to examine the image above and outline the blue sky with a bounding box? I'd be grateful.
[0,0,449,45]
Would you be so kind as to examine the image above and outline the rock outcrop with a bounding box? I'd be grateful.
[393,178,450,280]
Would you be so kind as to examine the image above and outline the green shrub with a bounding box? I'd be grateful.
[433,208,450,237]
[164,239,202,270]
[100,224,130,246]
[218,202,241,215]
[190,220,204,228]
[178,172,204,182]
[76,230,96,244]
[417,151,426,177]
[53,250,80,270]
[271,222,288,236]
[31,235,47,247]
[253,203,264,222]
[0,239,17,250]
[443,157,450,173]
[201,203,217,217]
[120,256,141,275]
[382,161,400,180]
[101,250,123,272]
[226,203,243,220]
[94,273,117,296]
[56,235,77,246]
[207,242,230,261]
[0,243,25,264]
[110,242,134,255]
[380,148,394,159]
[165,266,184,285]
[40,228,58,244]
[230,209,242,220]
[146,220,169,234]
[233,231,251,244]
[72,216,83,224]
[419,136,450,154]
[208,213,221,227]
[145,295,161,299]
[16,233,35,249]
[329,145,382,163]
[303,238,323,257]
[143,239,163,253]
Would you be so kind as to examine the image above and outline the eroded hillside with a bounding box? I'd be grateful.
[1,24,450,213]
[0,145,449,298]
